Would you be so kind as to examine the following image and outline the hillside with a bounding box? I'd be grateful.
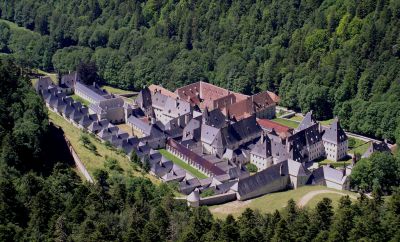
[1,0,400,143]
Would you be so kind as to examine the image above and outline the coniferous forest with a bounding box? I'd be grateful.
[0,58,398,242]
[0,0,400,142]
[1,1,400,241]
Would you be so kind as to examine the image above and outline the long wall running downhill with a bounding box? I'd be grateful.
[53,124,94,183]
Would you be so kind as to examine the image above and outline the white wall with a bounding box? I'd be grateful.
[250,154,273,171]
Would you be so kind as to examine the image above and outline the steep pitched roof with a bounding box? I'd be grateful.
[219,115,262,147]
[35,76,53,93]
[287,159,310,177]
[257,118,293,135]
[202,108,227,128]
[307,165,346,185]
[168,139,225,176]
[322,119,347,144]
[297,111,316,131]
[250,134,272,158]
[237,160,289,197]
[136,87,152,108]
[362,141,391,158]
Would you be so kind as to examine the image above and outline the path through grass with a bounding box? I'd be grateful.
[209,186,358,219]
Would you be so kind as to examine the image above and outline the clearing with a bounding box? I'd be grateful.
[209,186,358,219]
[102,85,136,95]
[159,149,208,179]
[48,111,159,184]
[272,118,299,129]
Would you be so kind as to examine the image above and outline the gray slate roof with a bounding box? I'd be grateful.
[202,108,227,128]
[322,119,347,144]
[251,134,272,158]
[297,111,316,131]
[237,160,290,197]
[75,82,107,103]
[362,141,391,158]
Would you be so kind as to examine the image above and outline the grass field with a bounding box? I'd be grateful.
[48,111,159,184]
[319,118,335,126]
[348,137,370,155]
[69,94,90,106]
[289,115,303,122]
[276,110,290,117]
[159,149,208,179]
[272,118,299,129]
[102,85,135,95]
[36,69,59,84]
[306,192,352,208]
[209,186,358,219]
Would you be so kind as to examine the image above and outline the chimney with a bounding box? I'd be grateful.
[185,114,189,124]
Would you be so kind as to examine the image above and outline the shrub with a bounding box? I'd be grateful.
[246,163,258,173]
[105,157,123,172]
[200,189,215,198]
[79,134,91,147]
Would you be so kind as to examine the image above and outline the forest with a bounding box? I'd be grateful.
[0,0,400,142]
[1,57,400,242]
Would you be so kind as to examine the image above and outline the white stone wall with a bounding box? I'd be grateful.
[308,141,325,162]
[326,180,344,190]
[324,140,348,161]
[250,154,273,171]
[154,108,174,125]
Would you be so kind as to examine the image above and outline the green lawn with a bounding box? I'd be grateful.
[209,186,358,219]
[272,118,299,129]
[319,118,335,126]
[276,110,290,117]
[36,69,59,84]
[306,192,353,208]
[102,85,135,95]
[348,137,370,155]
[318,159,352,168]
[289,115,303,122]
[159,149,208,179]
[48,111,160,184]
[70,94,91,107]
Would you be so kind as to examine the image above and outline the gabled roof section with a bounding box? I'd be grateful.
[250,134,272,158]
[322,119,347,144]
[237,160,289,197]
[362,141,391,158]
[297,111,316,131]
[202,108,227,128]
[136,87,152,108]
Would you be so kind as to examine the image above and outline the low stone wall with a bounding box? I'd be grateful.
[199,192,237,206]
[64,136,94,183]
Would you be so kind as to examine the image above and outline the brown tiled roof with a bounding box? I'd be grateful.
[267,91,280,103]
[148,84,178,99]
[257,119,293,134]
[167,139,225,176]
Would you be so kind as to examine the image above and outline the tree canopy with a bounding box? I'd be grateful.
[1,0,400,142]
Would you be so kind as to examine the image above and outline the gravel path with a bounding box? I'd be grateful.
[297,190,357,207]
